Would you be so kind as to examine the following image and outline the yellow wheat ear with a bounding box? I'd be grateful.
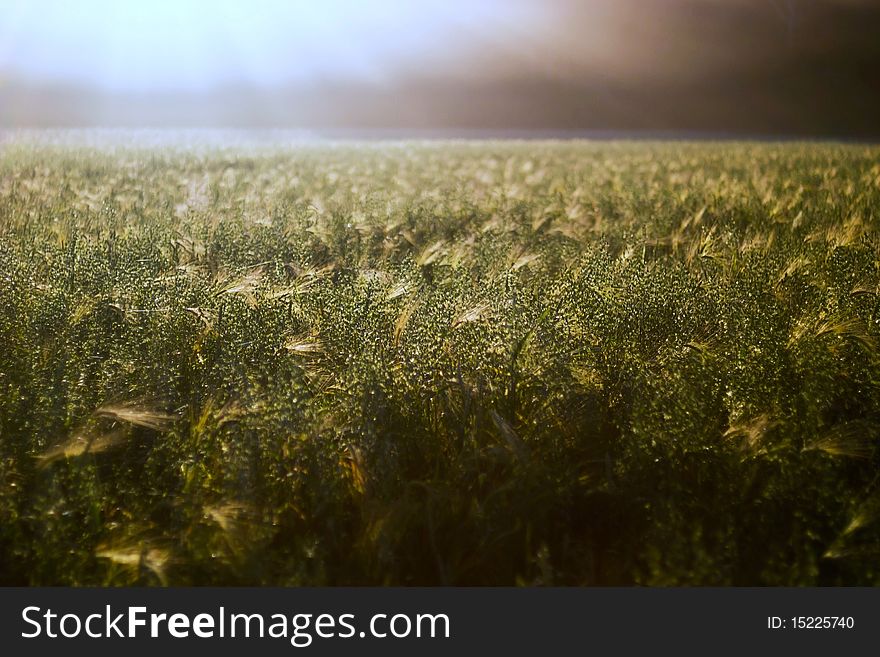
[284,337,323,356]
[452,301,491,328]
[723,413,778,454]
[36,426,130,468]
[95,540,171,586]
[805,421,876,460]
[95,403,178,431]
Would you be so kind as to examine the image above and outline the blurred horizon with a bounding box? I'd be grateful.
[2,0,879,138]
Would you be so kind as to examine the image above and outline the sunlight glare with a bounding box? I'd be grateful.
[0,0,543,91]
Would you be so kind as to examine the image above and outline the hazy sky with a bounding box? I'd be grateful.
[1,0,543,91]
[1,0,879,136]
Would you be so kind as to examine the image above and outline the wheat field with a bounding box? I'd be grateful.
[1,137,879,585]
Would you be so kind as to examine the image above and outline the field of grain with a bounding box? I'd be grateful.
[1,139,879,585]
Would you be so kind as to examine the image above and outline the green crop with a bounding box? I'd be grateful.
[1,138,879,585]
